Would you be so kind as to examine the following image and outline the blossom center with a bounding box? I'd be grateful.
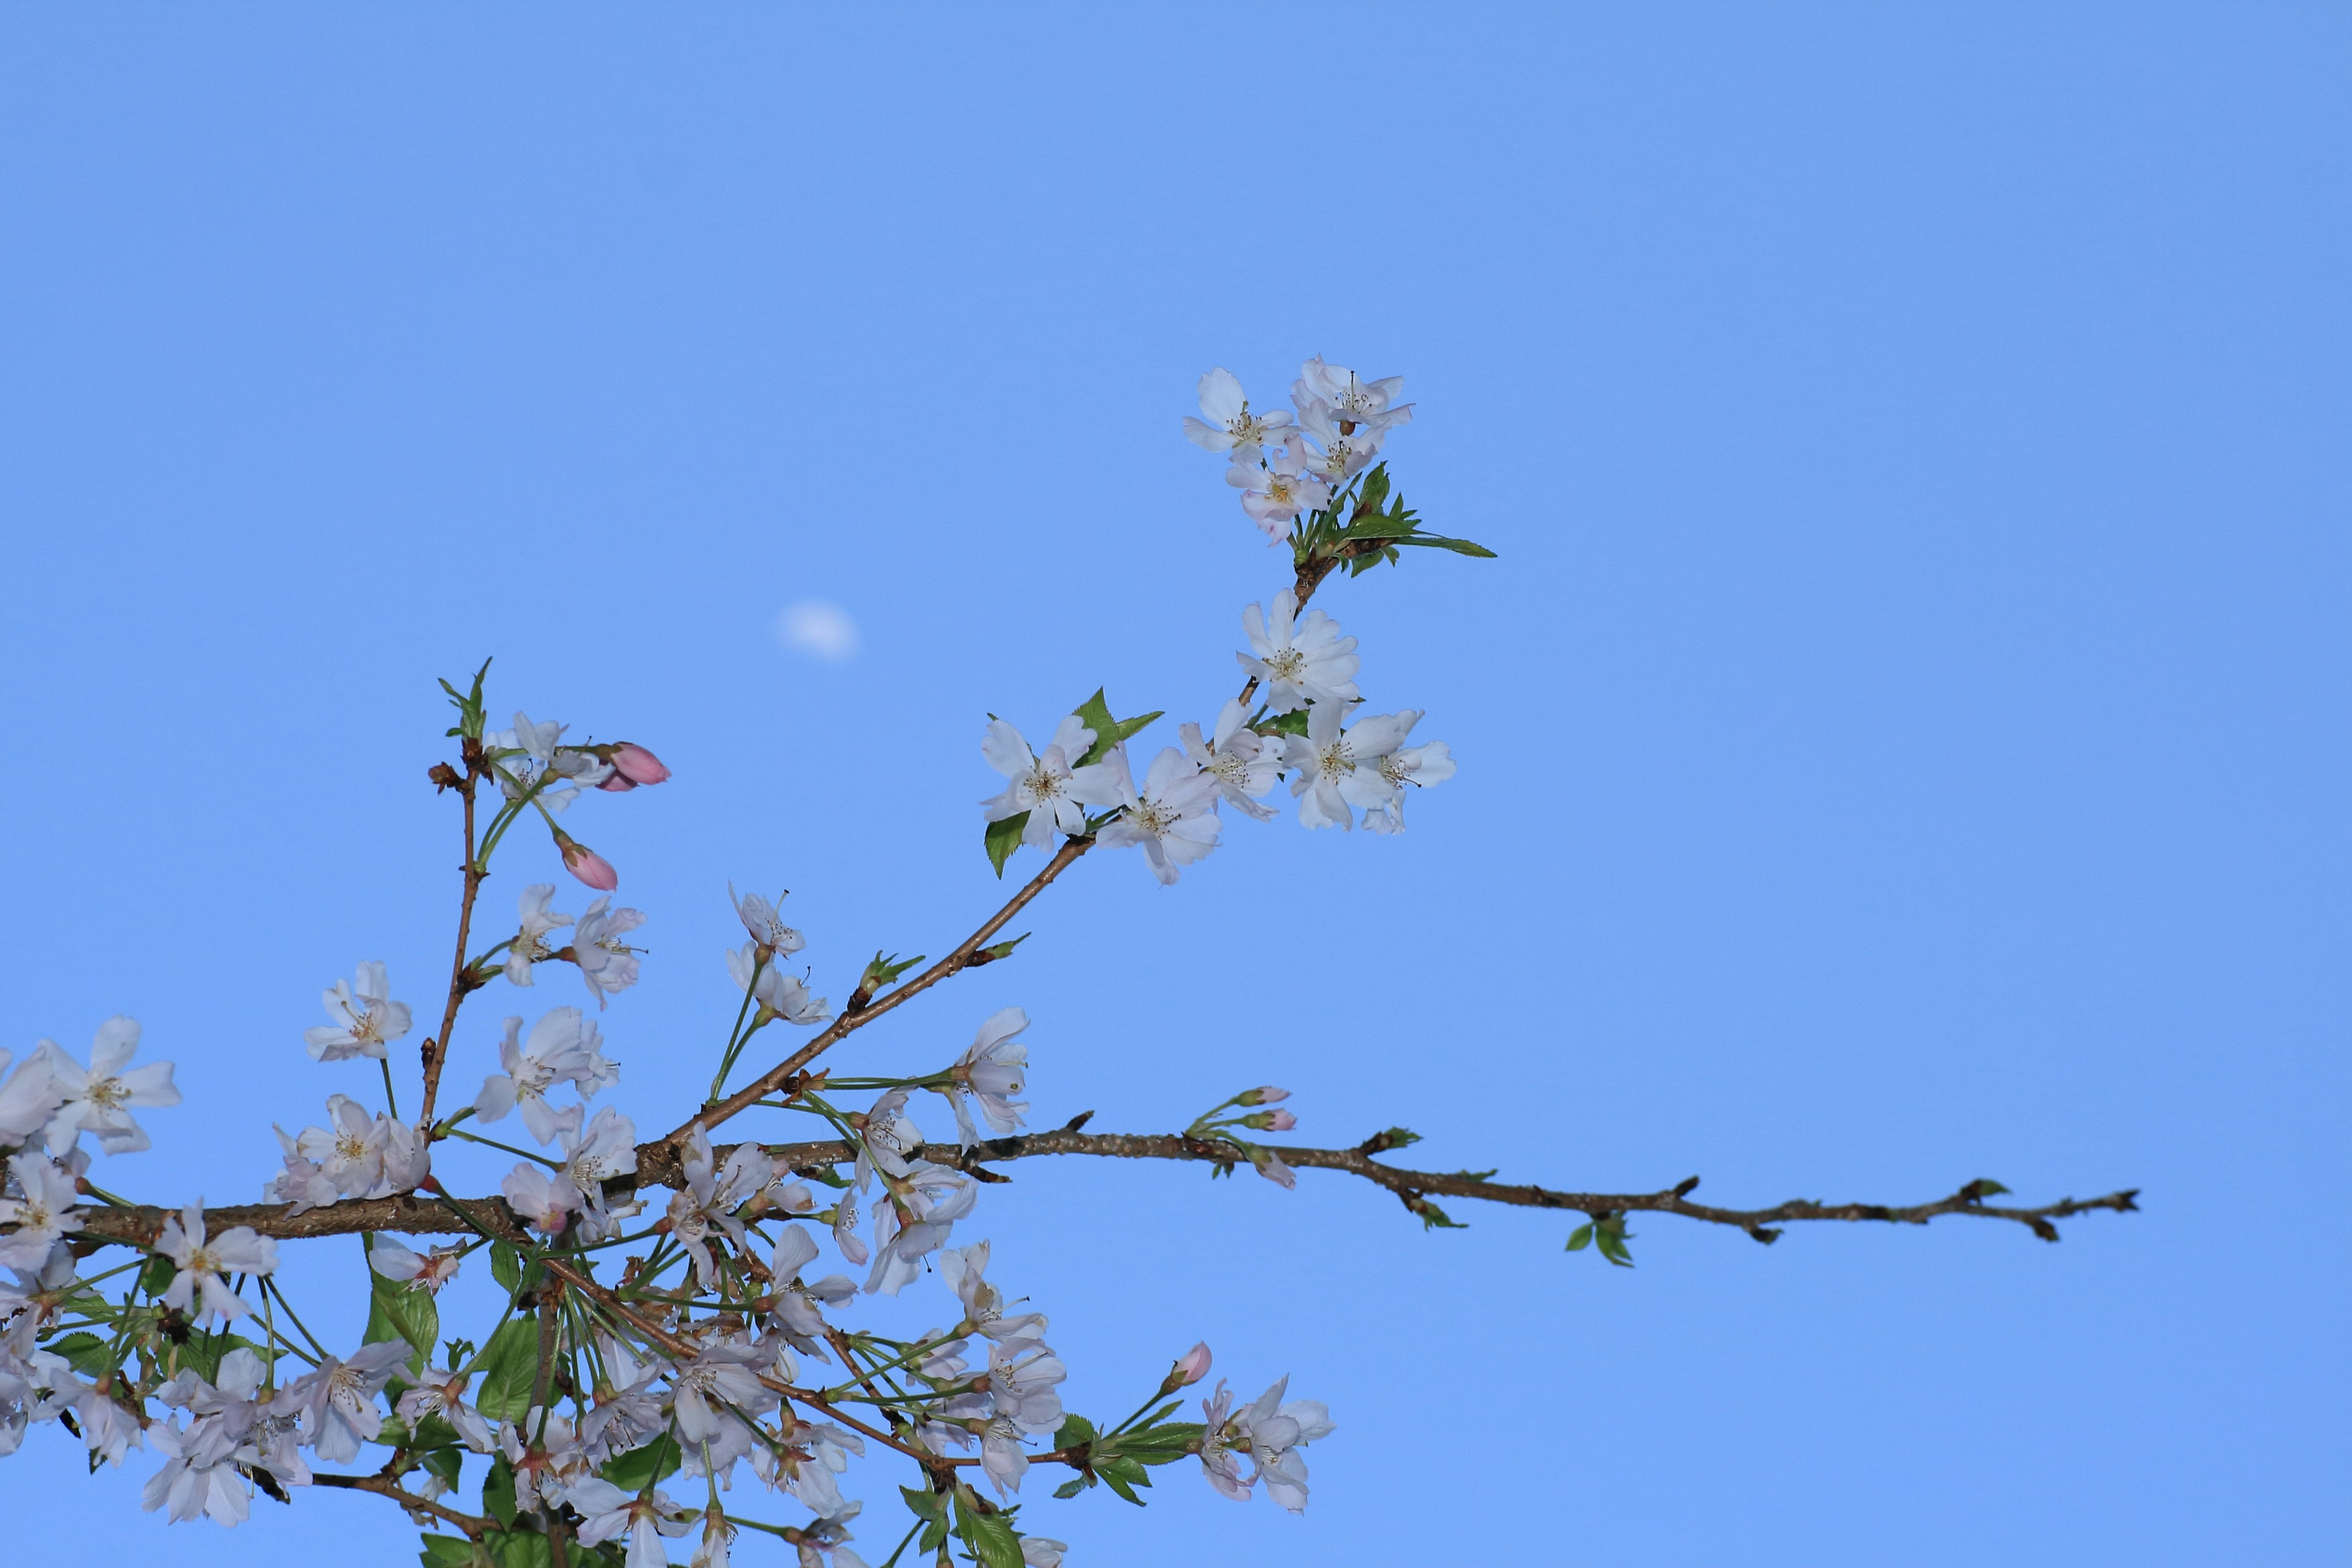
[1264,648,1306,682]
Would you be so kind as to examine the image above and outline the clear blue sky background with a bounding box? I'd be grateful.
[2,7,2345,1566]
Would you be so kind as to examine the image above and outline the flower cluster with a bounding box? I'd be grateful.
[1188,358,1413,541]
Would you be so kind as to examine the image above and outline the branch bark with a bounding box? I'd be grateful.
[66,1129,2136,1250]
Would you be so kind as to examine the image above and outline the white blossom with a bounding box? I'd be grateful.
[1240,590,1360,715]
[1183,367,1291,458]
[395,1370,496,1452]
[368,1238,462,1294]
[980,715,1123,853]
[0,1047,64,1152]
[0,1154,83,1270]
[502,1162,577,1234]
[1360,733,1455,834]
[1096,745,1221,885]
[1292,356,1412,439]
[726,943,832,1027]
[1181,698,1281,821]
[558,1107,639,1223]
[503,884,575,986]
[570,1477,692,1567]
[1226,442,1332,540]
[1231,1375,1335,1512]
[295,1094,388,1197]
[154,1200,277,1323]
[476,1008,611,1145]
[978,1338,1066,1497]
[940,1241,1046,1344]
[1282,700,1421,830]
[731,885,806,960]
[34,1017,178,1156]
[864,1161,978,1296]
[941,1008,1030,1149]
[303,962,413,1063]
[573,898,647,1008]
[274,1340,410,1463]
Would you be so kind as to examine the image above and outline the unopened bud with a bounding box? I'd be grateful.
[427,761,462,792]
[1165,1341,1212,1390]
[1236,1086,1289,1107]
[600,741,671,790]
[1242,1109,1296,1132]
[559,836,619,891]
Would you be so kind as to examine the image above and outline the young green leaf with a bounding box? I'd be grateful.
[599,1433,681,1491]
[361,1235,439,1378]
[1566,1223,1595,1251]
[985,812,1030,878]
[952,1488,1027,1568]
[468,1318,541,1424]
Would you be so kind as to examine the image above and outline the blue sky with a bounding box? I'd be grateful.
[2,7,2345,1565]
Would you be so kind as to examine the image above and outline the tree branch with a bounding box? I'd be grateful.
[64,1130,2136,1250]
[312,1470,490,1538]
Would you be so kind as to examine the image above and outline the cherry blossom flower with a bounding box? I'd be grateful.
[395,1368,496,1452]
[1359,734,1455,834]
[941,1008,1031,1149]
[665,1126,771,1289]
[33,1017,178,1156]
[1239,590,1360,715]
[973,714,1119,851]
[368,1238,462,1294]
[731,886,807,960]
[558,1107,639,1223]
[274,1340,410,1463]
[1096,745,1221,885]
[0,1155,84,1269]
[1183,367,1292,458]
[0,1047,64,1152]
[726,943,832,1027]
[940,1241,1046,1344]
[303,962,412,1063]
[154,1200,277,1322]
[978,1336,1067,1496]
[476,1009,608,1145]
[1294,355,1412,439]
[1282,701,1422,830]
[571,1477,693,1566]
[1232,1375,1335,1512]
[501,1162,576,1234]
[1226,442,1332,540]
[1021,1540,1068,1567]
[262,1132,339,1215]
[764,1226,855,1351]
[1182,698,1281,821]
[295,1093,387,1197]
[864,1161,979,1296]
[981,715,1123,853]
[503,884,575,986]
[573,897,647,1007]
[1292,396,1385,487]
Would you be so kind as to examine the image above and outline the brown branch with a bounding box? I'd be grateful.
[312,1470,490,1538]
[418,752,484,1128]
[64,1131,2136,1250]
[640,837,1096,1186]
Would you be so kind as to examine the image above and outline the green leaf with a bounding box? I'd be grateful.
[1566,1223,1594,1251]
[1052,1414,1097,1450]
[1412,1197,1468,1231]
[1966,1178,2011,1199]
[362,1236,439,1379]
[139,1254,178,1297]
[1393,532,1497,557]
[420,1446,465,1489]
[482,1455,518,1527]
[1096,1455,1153,1505]
[1068,688,1163,767]
[484,1529,555,1568]
[490,1243,522,1294]
[984,812,1029,878]
[177,1331,265,1385]
[469,1318,541,1425]
[919,1521,949,1554]
[1254,709,1310,737]
[1103,1421,1202,1466]
[45,1331,113,1379]
[970,932,1029,966]
[418,1535,480,1568]
[952,1488,1027,1568]
[863,951,926,988]
[599,1434,680,1491]
[1052,1475,1090,1499]
[439,657,493,742]
[899,1483,949,1524]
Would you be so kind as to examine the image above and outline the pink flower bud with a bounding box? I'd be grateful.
[1237,1085,1289,1106]
[1244,1109,1297,1132]
[1172,1341,1212,1386]
[608,742,671,787]
[561,839,619,891]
